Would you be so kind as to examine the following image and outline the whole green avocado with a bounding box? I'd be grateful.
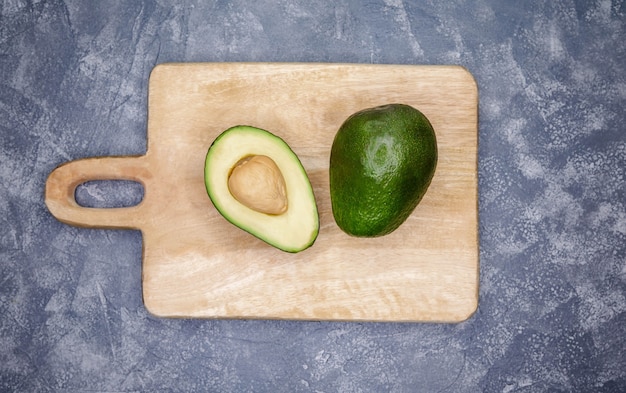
[329,103,438,237]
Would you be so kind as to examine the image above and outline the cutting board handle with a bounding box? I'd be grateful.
[45,155,151,229]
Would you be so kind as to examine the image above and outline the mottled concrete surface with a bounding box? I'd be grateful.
[1,1,625,392]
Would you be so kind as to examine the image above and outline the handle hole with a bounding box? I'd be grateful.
[75,180,144,208]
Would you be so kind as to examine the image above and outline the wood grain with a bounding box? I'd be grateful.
[45,62,479,322]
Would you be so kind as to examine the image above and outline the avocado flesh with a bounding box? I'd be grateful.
[329,104,438,237]
[205,125,319,252]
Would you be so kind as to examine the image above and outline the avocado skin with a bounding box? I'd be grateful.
[329,104,437,237]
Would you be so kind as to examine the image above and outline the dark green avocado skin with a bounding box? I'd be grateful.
[329,104,438,237]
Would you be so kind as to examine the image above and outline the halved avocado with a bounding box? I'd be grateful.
[204,125,319,253]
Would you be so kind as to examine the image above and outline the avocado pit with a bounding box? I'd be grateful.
[228,155,288,215]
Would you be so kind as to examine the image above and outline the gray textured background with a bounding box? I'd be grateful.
[2,1,625,392]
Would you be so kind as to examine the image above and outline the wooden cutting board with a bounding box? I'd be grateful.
[45,62,479,322]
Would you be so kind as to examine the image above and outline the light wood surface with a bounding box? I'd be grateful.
[45,62,479,322]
